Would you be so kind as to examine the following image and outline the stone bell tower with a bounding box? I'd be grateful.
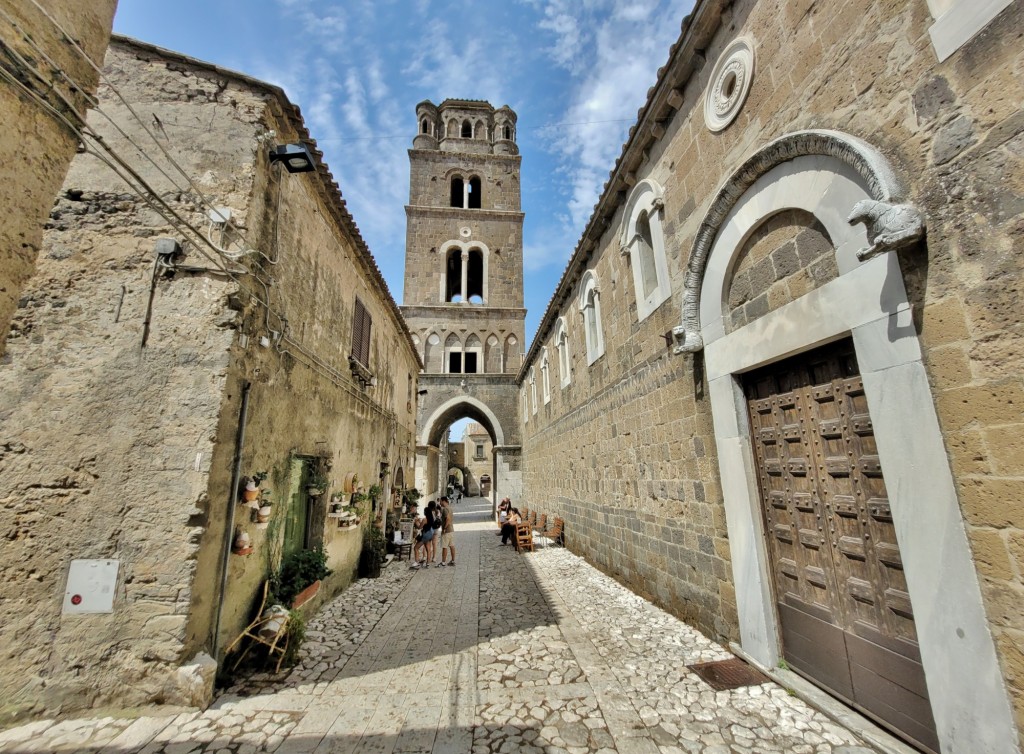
[401,99,525,501]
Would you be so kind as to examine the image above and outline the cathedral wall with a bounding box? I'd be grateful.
[0,0,118,355]
[520,0,1024,739]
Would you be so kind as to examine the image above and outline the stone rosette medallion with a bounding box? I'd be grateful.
[704,37,755,132]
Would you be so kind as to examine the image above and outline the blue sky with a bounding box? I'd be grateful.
[113,0,693,439]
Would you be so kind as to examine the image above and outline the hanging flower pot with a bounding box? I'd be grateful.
[242,480,260,502]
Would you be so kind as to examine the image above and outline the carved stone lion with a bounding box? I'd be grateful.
[847,199,925,262]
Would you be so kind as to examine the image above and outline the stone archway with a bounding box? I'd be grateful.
[415,392,520,504]
[681,130,1014,753]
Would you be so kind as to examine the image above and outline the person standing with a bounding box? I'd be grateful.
[413,501,438,569]
[438,496,456,566]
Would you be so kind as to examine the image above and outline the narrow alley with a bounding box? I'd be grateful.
[0,498,879,754]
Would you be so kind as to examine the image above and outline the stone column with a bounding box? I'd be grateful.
[460,249,469,302]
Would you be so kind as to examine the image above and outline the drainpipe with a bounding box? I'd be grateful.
[212,380,252,660]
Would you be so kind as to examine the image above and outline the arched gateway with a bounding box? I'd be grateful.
[402,99,525,502]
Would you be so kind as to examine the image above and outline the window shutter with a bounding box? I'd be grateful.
[352,299,372,366]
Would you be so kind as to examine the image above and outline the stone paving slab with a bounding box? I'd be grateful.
[0,497,878,754]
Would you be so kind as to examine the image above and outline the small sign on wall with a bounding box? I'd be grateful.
[62,559,119,614]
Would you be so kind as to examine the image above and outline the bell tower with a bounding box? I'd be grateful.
[401,99,525,501]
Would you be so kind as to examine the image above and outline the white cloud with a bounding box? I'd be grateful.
[531,0,692,231]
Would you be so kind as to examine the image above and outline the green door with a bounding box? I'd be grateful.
[283,459,311,559]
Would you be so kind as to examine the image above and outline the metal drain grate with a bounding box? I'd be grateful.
[687,657,770,691]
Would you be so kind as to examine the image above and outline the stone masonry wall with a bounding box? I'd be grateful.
[0,42,261,722]
[521,0,1024,734]
[0,40,418,723]
[0,0,118,354]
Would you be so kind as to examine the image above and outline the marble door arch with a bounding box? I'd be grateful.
[682,130,1015,753]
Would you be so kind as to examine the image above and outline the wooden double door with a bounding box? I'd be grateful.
[744,339,938,753]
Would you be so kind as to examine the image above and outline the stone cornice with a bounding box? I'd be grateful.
[404,206,524,221]
[407,149,521,165]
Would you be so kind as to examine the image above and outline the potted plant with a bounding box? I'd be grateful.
[269,547,330,608]
[359,522,385,578]
[242,471,268,503]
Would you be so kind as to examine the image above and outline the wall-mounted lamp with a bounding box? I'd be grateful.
[269,143,316,173]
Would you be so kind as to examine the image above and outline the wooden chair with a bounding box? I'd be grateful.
[527,511,538,528]
[395,520,414,561]
[514,521,534,552]
[224,581,290,673]
[533,514,547,538]
[538,517,564,548]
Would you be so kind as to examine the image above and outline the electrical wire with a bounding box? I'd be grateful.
[23,0,246,229]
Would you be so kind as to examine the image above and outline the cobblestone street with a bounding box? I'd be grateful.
[0,498,877,754]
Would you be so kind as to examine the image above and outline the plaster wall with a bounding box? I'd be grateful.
[0,39,418,722]
[520,0,1024,743]
[0,0,118,355]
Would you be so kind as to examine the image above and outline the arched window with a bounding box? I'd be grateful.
[464,334,482,374]
[421,119,430,134]
[579,271,605,365]
[440,241,489,305]
[503,334,518,373]
[475,120,485,139]
[503,125,511,140]
[445,249,463,302]
[636,212,657,298]
[425,332,441,372]
[466,249,483,303]
[450,176,464,208]
[555,317,571,388]
[444,333,462,373]
[540,348,551,404]
[484,334,500,373]
[621,179,671,321]
[522,388,529,423]
[468,176,482,209]
[461,120,472,138]
[528,367,537,415]
[447,119,458,137]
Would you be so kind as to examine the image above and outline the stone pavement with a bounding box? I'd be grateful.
[0,497,877,754]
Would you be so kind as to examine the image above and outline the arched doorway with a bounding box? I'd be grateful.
[416,395,511,504]
[681,130,1013,753]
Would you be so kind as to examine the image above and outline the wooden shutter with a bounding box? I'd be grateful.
[352,298,372,366]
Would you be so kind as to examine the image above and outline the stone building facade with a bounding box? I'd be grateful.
[0,0,118,355]
[462,422,494,497]
[402,100,524,502]
[519,1,1023,752]
[0,37,419,723]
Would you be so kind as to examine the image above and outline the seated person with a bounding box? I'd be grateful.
[500,507,522,545]
[497,498,511,529]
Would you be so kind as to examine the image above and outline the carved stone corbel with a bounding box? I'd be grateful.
[847,199,925,262]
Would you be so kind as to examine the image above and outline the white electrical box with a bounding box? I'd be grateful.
[63,559,119,614]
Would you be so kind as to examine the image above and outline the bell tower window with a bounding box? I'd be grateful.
[450,176,464,208]
[461,120,472,138]
[468,177,482,209]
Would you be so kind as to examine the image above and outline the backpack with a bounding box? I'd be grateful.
[432,510,444,529]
